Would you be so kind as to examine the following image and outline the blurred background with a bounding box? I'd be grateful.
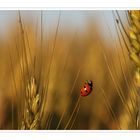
[0,10,137,130]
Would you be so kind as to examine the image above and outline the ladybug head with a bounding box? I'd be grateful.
[88,80,93,87]
[85,80,93,87]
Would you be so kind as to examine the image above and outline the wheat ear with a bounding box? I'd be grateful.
[21,76,41,129]
[129,10,140,129]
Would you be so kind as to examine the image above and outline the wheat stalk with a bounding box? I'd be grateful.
[21,76,41,130]
[128,10,140,129]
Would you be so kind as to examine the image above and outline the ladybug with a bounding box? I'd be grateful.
[80,80,93,97]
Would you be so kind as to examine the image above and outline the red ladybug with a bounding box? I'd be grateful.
[80,80,93,97]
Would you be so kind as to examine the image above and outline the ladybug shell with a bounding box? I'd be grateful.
[80,82,92,97]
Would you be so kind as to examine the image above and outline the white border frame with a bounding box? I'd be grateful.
[0,130,140,140]
[0,1,140,140]
[0,0,139,9]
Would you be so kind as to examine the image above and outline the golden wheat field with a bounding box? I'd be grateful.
[0,10,140,130]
